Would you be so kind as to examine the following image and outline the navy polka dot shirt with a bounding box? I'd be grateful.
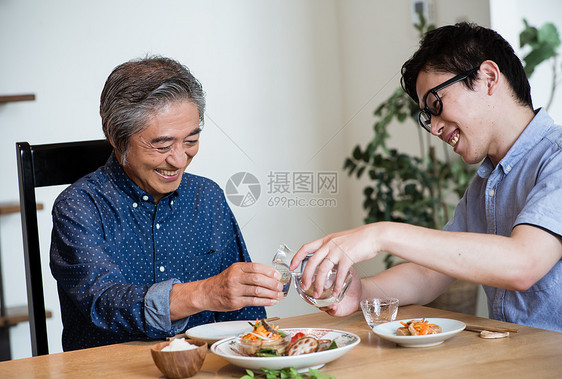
[50,153,265,351]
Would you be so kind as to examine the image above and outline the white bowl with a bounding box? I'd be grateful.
[371,318,466,347]
[211,328,360,372]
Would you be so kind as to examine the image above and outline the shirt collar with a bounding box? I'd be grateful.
[478,108,554,178]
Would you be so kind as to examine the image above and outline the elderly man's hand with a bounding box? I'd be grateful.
[204,262,284,310]
[169,262,284,320]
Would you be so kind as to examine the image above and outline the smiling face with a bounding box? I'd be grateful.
[117,100,201,203]
[416,68,494,165]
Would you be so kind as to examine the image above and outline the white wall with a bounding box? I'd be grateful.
[490,0,562,122]
[0,0,350,358]
[0,0,510,359]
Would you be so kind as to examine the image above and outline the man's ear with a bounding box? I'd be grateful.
[107,136,117,150]
[106,136,124,164]
[479,60,501,95]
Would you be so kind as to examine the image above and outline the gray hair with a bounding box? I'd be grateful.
[100,56,206,164]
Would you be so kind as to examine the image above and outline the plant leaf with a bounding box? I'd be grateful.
[352,146,363,160]
[356,165,366,178]
[523,43,557,76]
[538,23,561,50]
[520,18,538,48]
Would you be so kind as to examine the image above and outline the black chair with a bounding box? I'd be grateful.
[16,140,113,356]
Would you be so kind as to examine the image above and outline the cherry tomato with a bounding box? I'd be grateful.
[290,332,305,343]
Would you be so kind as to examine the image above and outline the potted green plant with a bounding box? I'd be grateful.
[519,19,561,111]
[344,17,561,315]
[344,15,475,270]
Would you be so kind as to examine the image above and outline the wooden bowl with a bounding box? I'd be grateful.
[151,339,207,378]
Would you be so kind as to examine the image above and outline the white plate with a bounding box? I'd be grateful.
[184,320,253,345]
[211,328,360,372]
[372,318,465,347]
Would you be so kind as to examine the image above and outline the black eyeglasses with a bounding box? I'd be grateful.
[418,66,480,133]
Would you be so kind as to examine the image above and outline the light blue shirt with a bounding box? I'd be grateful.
[444,108,562,332]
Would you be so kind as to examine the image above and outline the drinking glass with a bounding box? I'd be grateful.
[293,254,352,307]
[272,244,294,297]
[273,244,353,307]
[360,297,399,330]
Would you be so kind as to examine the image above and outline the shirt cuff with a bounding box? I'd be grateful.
[144,278,190,335]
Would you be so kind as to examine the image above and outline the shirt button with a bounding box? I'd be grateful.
[156,223,161,229]
[489,189,495,197]
[506,165,512,173]
[142,195,149,201]
[132,202,138,208]
[170,200,174,206]
[159,266,165,272]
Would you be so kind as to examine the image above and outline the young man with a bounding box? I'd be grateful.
[291,22,562,332]
[50,56,283,351]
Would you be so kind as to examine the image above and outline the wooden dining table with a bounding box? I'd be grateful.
[1,304,561,378]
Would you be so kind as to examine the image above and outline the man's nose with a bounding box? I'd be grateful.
[167,145,188,167]
[430,116,444,136]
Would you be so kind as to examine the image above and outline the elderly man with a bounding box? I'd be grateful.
[50,56,283,351]
[291,22,562,332]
